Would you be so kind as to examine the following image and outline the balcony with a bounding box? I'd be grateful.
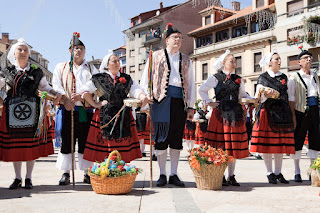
[194,29,275,56]
[141,34,161,47]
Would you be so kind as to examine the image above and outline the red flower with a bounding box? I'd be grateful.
[119,77,126,84]
[135,168,139,172]
[298,45,303,50]
[235,78,241,85]
[73,32,80,38]
[117,165,125,171]
[110,155,117,161]
[281,79,286,85]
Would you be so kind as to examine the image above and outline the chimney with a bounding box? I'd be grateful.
[159,2,163,9]
[232,1,240,11]
[2,33,9,43]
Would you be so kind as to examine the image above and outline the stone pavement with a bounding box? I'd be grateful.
[0,146,319,213]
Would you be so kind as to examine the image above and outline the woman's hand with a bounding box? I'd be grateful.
[264,88,278,99]
[208,101,220,108]
[53,93,62,105]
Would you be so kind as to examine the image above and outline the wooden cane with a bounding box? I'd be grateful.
[148,48,153,188]
[70,33,76,189]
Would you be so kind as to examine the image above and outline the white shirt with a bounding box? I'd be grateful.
[80,70,144,100]
[255,70,294,103]
[198,70,250,104]
[0,63,53,93]
[52,59,99,106]
[140,48,196,108]
[288,69,319,102]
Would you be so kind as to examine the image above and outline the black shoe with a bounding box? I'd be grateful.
[142,153,147,157]
[9,179,22,190]
[227,175,240,186]
[294,174,302,183]
[169,175,185,187]
[152,154,157,161]
[276,173,289,184]
[83,174,91,184]
[267,173,277,184]
[156,174,167,187]
[222,176,229,186]
[59,173,70,185]
[25,178,33,189]
[255,155,263,160]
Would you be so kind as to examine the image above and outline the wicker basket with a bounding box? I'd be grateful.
[88,150,138,194]
[310,169,320,187]
[190,163,227,190]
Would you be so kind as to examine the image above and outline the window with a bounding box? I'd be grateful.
[256,0,264,8]
[251,21,270,33]
[254,83,258,95]
[235,56,242,75]
[197,35,213,47]
[232,25,247,38]
[202,63,208,80]
[133,19,139,26]
[129,49,135,58]
[205,15,211,25]
[309,0,320,6]
[139,30,147,38]
[254,52,262,72]
[287,26,304,37]
[288,55,300,71]
[129,66,135,73]
[139,63,145,71]
[216,29,229,42]
[287,0,304,17]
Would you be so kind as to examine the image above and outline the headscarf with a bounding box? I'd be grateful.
[259,51,277,68]
[7,38,31,65]
[99,50,117,73]
[213,49,230,71]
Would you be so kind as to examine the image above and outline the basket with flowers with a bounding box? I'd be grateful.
[189,144,234,190]
[309,157,320,187]
[88,150,142,194]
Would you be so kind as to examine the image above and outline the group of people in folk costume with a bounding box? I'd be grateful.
[0,22,319,190]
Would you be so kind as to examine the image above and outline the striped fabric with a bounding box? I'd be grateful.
[83,109,142,163]
[195,123,206,145]
[183,124,196,140]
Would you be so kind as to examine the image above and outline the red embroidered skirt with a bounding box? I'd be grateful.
[0,106,54,162]
[250,108,295,154]
[83,110,142,163]
[205,108,249,159]
[195,123,206,145]
[183,124,196,140]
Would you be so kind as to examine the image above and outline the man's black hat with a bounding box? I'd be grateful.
[298,50,312,60]
[164,23,181,39]
[69,36,85,49]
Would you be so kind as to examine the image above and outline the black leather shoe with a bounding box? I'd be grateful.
[294,174,302,182]
[141,153,147,157]
[169,175,185,187]
[25,178,33,189]
[267,173,277,184]
[59,173,70,185]
[152,154,157,161]
[83,174,91,184]
[222,176,229,186]
[156,174,167,187]
[227,175,240,186]
[276,173,289,184]
[9,179,22,190]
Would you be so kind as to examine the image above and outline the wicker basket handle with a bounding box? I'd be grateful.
[104,150,122,176]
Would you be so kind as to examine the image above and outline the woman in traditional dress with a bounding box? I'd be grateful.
[250,52,295,184]
[194,101,208,146]
[0,38,62,189]
[198,50,250,186]
[183,115,196,150]
[80,53,148,163]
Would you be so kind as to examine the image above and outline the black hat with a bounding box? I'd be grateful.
[69,36,85,49]
[298,50,312,60]
[164,23,181,39]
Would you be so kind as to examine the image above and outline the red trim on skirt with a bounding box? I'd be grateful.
[0,106,54,162]
[83,110,142,163]
[141,117,154,145]
[205,108,249,159]
[183,124,195,140]
[195,124,206,145]
[250,108,295,154]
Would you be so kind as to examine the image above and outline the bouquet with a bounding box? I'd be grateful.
[189,144,234,171]
[310,157,320,173]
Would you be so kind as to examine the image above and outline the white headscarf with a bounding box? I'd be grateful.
[7,38,31,65]
[99,50,116,73]
[213,49,230,71]
[259,51,277,68]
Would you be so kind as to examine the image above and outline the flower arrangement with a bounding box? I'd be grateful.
[189,144,234,171]
[310,157,320,173]
[89,153,142,179]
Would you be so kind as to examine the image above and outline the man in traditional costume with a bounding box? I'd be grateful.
[289,49,320,182]
[141,23,196,187]
[52,37,98,185]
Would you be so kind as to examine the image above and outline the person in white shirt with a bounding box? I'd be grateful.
[140,23,196,187]
[52,36,98,185]
[0,38,61,189]
[250,52,295,184]
[198,49,250,186]
[288,50,320,182]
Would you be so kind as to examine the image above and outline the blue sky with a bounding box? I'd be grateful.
[0,0,251,72]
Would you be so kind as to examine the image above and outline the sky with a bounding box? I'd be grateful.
[0,0,251,72]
